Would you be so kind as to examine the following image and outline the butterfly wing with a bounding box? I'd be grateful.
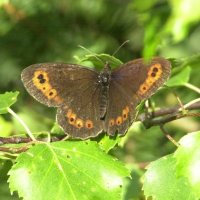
[22,63,104,139]
[104,80,138,136]
[105,57,171,136]
[22,63,99,107]
[111,57,171,101]
[57,82,104,139]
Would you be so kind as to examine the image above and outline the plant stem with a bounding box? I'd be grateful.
[8,108,36,141]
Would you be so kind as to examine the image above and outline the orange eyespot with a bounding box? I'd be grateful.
[76,118,84,128]
[109,119,115,127]
[47,89,57,99]
[116,116,122,125]
[122,109,128,120]
[68,113,77,125]
[85,120,93,129]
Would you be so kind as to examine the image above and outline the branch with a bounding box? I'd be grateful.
[0,135,66,145]
[137,102,200,127]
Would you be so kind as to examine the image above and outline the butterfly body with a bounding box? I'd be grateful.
[22,57,171,139]
[97,61,112,118]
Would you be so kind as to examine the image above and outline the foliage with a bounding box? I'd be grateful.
[8,141,129,200]
[1,0,200,200]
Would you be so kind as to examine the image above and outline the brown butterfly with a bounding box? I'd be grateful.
[22,56,171,139]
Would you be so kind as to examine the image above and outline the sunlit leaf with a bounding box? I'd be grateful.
[143,154,197,200]
[174,131,200,198]
[8,141,130,200]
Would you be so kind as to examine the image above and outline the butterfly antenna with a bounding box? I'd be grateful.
[78,45,104,64]
[108,40,129,62]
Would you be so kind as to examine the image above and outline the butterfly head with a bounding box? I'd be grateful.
[97,61,112,86]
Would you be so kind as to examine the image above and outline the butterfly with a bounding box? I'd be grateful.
[21,55,171,139]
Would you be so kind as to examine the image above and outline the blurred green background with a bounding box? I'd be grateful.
[1,0,200,199]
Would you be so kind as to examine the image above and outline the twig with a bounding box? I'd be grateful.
[137,102,200,122]
[179,98,200,111]
[160,124,180,147]
[0,135,66,145]
[0,146,29,154]
[184,83,200,94]
[164,85,185,115]
[147,113,200,127]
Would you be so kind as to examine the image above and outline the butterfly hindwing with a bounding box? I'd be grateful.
[105,80,138,136]
[57,83,104,139]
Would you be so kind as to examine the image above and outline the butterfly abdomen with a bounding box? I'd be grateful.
[99,86,109,118]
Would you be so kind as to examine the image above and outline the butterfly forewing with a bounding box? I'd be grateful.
[21,63,99,107]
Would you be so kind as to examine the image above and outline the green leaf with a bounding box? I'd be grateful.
[142,15,162,58]
[136,100,145,114]
[181,54,200,69]
[143,154,197,200]
[97,133,122,153]
[167,58,178,68]
[75,54,123,70]
[174,131,200,198]
[0,92,19,114]
[167,0,200,41]
[8,141,130,200]
[166,66,191,87]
